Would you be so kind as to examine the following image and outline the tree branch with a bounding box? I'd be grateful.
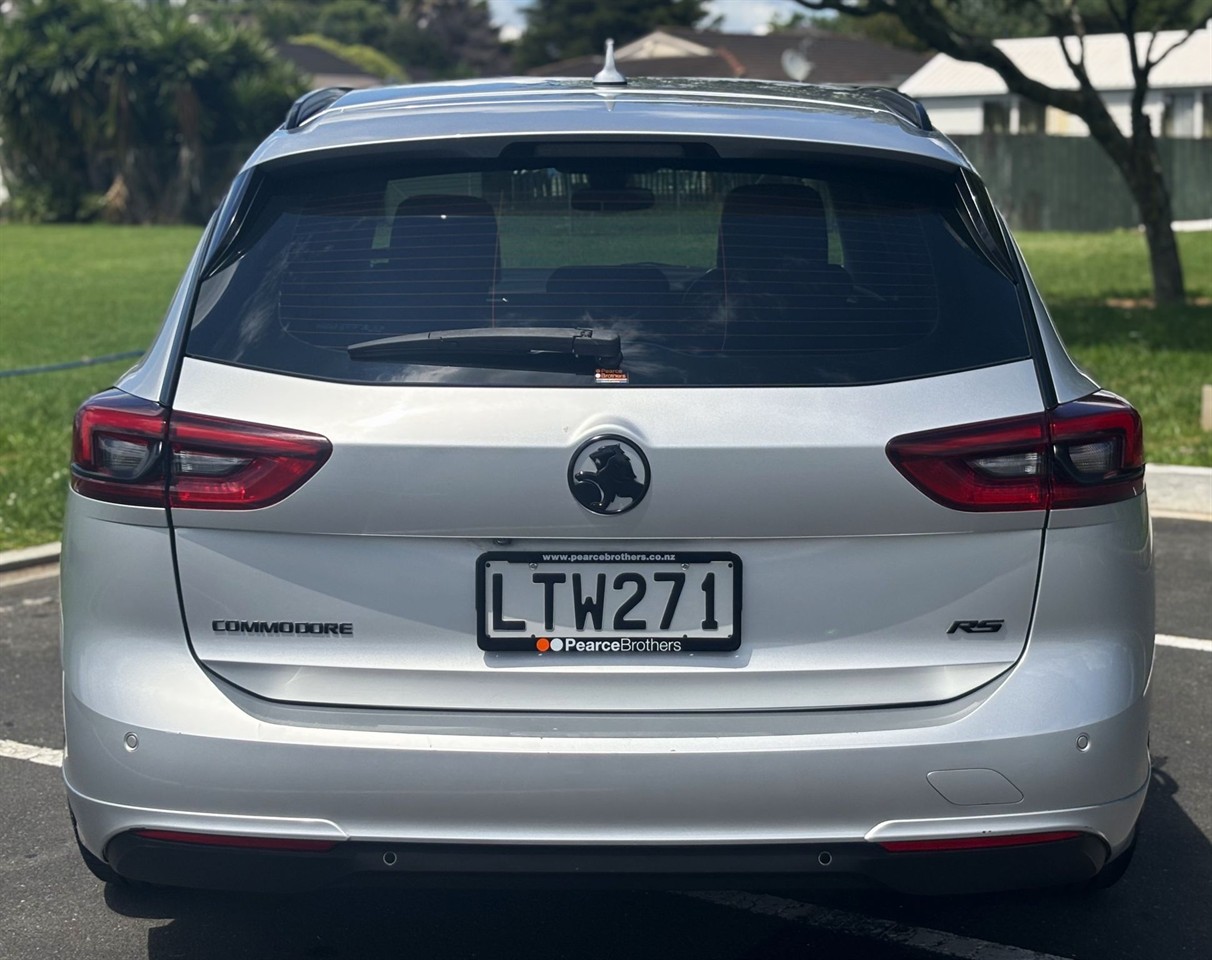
[1146,28,1198,72]
[792,1,1114,130]
[1104,0,1128,32]
[791,0,1188,304]
[1056,1,1092,92]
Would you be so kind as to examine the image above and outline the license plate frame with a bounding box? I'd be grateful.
[476,551,742,653]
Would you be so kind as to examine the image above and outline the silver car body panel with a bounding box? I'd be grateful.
[1008,236,1099,404]
[170,358,1045,712]
[62,490,1151,857]
[114,214,217,405]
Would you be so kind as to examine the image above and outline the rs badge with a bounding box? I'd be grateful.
[947,619,1005,634]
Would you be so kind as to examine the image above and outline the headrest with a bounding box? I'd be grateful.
[388,194,499,291]
[394,194,497,221]
[718,183,829,274]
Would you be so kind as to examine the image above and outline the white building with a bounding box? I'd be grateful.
[900,25,1212,137]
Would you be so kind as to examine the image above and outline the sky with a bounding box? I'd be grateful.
[485,0,810,42]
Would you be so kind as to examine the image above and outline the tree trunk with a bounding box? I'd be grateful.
[1006,115,1185,303]
[1040,89,1186,306]
[1134,172,1182,305]
[1120,140,1186,305]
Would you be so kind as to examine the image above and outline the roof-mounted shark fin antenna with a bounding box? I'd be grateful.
[593,38,627,86]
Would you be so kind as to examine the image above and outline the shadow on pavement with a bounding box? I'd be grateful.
[791,759,1212,960]
[103,882,926,960]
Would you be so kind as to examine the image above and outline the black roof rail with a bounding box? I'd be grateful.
[856,87,932,132]
[284,87,352,131]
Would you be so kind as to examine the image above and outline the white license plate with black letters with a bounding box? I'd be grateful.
[476,551,741,652]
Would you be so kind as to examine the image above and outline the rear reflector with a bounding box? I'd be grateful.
[71,389,331,509]
[133,830,339,852]
[879,831,1082,853]
[886,391,1144,511]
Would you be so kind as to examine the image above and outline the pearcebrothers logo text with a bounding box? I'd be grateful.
[534,637,683,654]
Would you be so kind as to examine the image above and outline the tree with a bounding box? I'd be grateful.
[408,0,510,78]
[289,34,410,82]
[791,0,1209,305]
[0,0,112,220]
[216,0,508,79]
[514,0,708,71]
[768,9,928,50]
[0,0,303,223]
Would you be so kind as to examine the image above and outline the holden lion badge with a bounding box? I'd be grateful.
[568,436,650,515]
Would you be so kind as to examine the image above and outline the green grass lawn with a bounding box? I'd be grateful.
[1018,230,1212,469]
[0,226,202,548]
[1019,230,1212,303]
[0,224,1209,550]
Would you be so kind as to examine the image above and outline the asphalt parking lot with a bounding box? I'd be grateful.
[1,516,1208,960]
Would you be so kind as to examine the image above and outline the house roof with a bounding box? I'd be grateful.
[528,54,738,79]
[662,28,928,85]
[529,28,929,87]
[901,26,1212,97]
[274,42,380,86]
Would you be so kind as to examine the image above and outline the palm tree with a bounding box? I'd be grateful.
[0,0,303,223]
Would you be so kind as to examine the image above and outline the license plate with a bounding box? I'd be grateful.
[476,551,741,653]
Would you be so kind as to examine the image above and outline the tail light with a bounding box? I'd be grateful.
[72,389,331,509]
[886,391,1144,511]
[71,391,170,506]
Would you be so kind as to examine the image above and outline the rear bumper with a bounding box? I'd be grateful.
[61,497,1154,894]
[64,656,1150,893]
[100,831,1116,895]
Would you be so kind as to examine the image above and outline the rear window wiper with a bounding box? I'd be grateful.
[347,327,622,373]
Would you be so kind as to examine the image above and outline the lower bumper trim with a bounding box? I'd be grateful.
[104,833,1109,895]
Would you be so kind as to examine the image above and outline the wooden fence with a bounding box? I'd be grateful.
[951,134,1212,232]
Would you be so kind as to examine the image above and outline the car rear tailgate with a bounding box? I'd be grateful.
[170,357,1045,712]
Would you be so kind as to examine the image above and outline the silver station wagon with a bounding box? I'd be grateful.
[62,68,1153,895]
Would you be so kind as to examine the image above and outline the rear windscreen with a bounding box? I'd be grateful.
[186,156,1030,386]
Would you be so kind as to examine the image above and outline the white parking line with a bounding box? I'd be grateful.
[685,890,1074,960]
[0,738,63,767]
[1156,634,1212,653]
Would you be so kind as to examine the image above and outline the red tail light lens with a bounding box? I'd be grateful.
[72,389,331,509]
[167,411,332,509]
[71,391,169,506]
[887,414,1049,511]
[1048,393,1145,508]
[887,391,1144,511]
